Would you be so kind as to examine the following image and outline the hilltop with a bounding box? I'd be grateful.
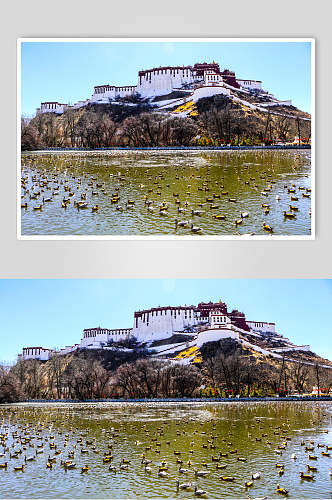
[146,324,331,370]
[5,322,330,403]
[13,297,328,401]
[22,85,311,150]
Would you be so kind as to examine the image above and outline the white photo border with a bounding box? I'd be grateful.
[17,37,315,241]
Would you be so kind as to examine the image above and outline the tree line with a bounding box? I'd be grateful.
[0,339,330,403]
[21,96,311,150]
[200,340,332,397]
[21,108,200,150]
[0,354,203,402]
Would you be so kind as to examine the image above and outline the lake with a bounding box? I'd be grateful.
[0,401,330,498]
[21,150,312,237]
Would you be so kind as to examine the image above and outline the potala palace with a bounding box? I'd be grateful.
[36,61,292,115]
[18,300,310,363]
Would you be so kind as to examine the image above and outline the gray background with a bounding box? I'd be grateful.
[1,0,330,278]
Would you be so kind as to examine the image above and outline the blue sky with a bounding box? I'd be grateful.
[21,40,312,116]
[0,279,330,363]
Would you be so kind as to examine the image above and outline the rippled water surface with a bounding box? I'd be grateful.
[21,150,311,236]
[0,402,331,498]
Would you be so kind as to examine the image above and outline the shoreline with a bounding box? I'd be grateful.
[7,395,331,404]
[22,145,311,153]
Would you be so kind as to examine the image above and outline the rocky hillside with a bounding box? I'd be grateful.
[3,323,330,402]
[22,85,311,150]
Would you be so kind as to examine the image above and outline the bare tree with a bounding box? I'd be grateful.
[99,114,118,146]
[62,109,81,147]
[202,355,219,386]
[241,361,258,396]
[315,363,321,396]
[275,116,291,143]
[168,117,199,145]
[134,359,164,398]
[263,109,271,142]
[160,363,174,397]
[0,366,25,403]
[121,116,145,146]
[171,364,202,397]
[277,353,286,394]
[10,359,44,399]
[88,360,111,398]
[296,117,302,145]
[47,354,67,399]
[116,362,140,398]
[289,361,310,393]
[21,118,43,150]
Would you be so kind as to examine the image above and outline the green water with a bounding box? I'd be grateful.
[21,150,311,236]
[0,402,330,498]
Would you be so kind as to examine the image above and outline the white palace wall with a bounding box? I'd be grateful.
[38,102,68,114]
[136,68,198,97]
[20,347,52,361]
[196,328,239,347]
[247,321,276,335]
[132,307,201,342]
[19,302,281,362]
[209,312,231,329]
[37,63,267,114]
[192,86,230,102]
[80,327,132,348]
[80,328,110,347]
[270,345,311,353]
[90,86,137,103]
[237,79,263,90]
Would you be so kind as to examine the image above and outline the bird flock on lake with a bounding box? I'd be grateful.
[21,152,311,236]
[0,403,331,498]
